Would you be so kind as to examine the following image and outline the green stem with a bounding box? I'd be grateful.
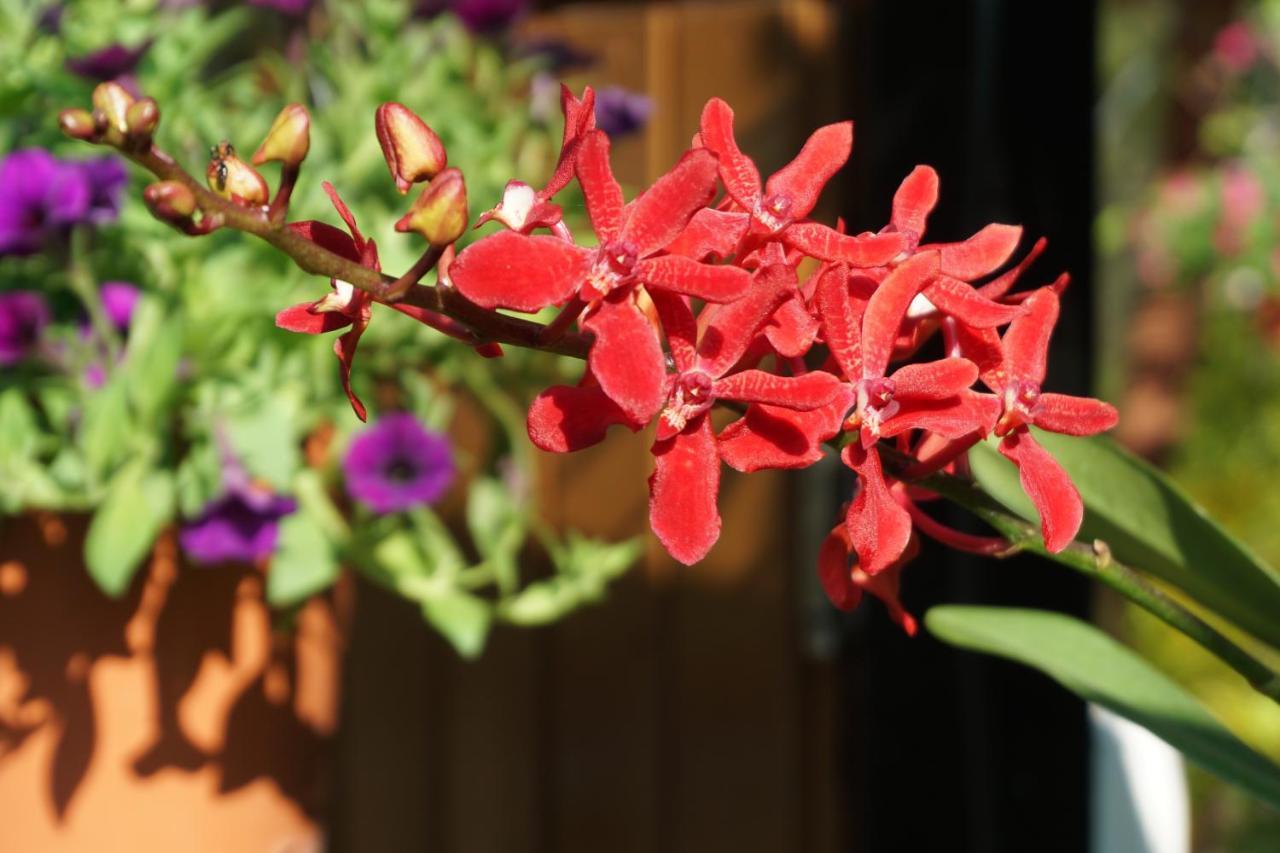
[67,227,122,369]
[879,445,1280,705]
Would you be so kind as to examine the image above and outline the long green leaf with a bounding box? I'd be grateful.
[84,464,174,598]
[927,605,1280,810]
[969,432,1280,649]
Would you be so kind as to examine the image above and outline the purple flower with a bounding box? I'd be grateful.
[0,291,51,366]
[594,87,653,140]
[76,158,128,226]
[65,41,151,81]
[100,281,140,332]
[417,0,527,34]
[343,413,455,513]
[514,37,595,72]
[0,150,127,256]
[180,481,297,565]
[248,0,312,15]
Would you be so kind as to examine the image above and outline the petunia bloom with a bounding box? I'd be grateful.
[593,87,653,139]
[0,291,51,365]
[180,482,297,565]
[343,413,455,513]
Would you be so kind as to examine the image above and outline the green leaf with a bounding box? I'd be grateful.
[465,478,524,591]
[970,432,1280,649]
[79,379,132,481]
[84,464,174,598]
[927,605,1280,810]
[268,512,339,607]
[422,588,492,659]
[227,394,300,490]
[0,390,39,465]
[124,300,183,424]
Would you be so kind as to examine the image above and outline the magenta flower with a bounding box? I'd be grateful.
[180,482,298,565]
[0,291,51,365]
[343,413,455,513]
[99,281,140,331]
[0,150,126,256]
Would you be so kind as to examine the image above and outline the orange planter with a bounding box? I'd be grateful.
[0,514,348,852]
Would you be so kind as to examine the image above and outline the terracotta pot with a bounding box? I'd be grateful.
[0,513,349,853]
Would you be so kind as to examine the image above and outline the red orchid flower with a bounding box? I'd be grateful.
[696,98,907,266]
[818,518,919,635]
[276,182,379,421]
[452,130,751,422]
[956,287,1118,552]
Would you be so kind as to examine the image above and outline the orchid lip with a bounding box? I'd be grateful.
[583,239,639,300]
[995,380,1041,436]
[660,370,716,433]
[753,193,793,234]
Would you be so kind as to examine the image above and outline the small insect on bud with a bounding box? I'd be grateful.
[206,141,269,206]
[59,108,98,142]
[125,97,160,137]
[91,81,135,141]
[252,103,311,168]
[143,181,197,222]
[395,168,468,245]
[375,102,447,194]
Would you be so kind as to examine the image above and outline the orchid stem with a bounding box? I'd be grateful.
[380,245,443,301]
[539,296,585,344]
[879,444,1280,705]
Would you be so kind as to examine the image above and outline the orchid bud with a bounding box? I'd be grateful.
[143,181,197,222]
[91,81,134,140]
[206,141,269,206]
[252,103,310,168]
[59,108,97,141]
[395,168,468,245]
[126,97,160,137]
[375,102,447,193]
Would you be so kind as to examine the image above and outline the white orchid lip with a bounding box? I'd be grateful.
[312,279,358,313]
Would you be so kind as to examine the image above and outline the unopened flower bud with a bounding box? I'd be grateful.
[143,180,197,222]
[91,81,134,138]
[206,141,269,206]
[59,108,97,141]
[375,102,447,194]
[252,103,310,168]
[126,97,160,137]
[395,168,468,245]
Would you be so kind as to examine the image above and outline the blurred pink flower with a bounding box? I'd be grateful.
[1214,21,1261,73]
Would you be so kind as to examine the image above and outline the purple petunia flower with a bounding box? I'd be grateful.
[180,480,298,564]
[76,158,128,226]
[417,0,527,34]
[0,150,127,256]
[99,281,140,332]
[65,41,151,82]
[593,86,653,140]
[0,291,51,366]
[343,413,455,513]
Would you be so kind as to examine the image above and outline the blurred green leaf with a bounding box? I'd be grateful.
[422,588,491,659]
[228,394,300,490]
[124,299,183,424]
[79,379,131,481]
[85,463,174,598]
[927,605,1280,810]
[268,512,339,607]
[466,477,524,592]
[969,432,1280,649]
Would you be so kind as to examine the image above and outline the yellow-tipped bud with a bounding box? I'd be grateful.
[375,102,447,194]
[395,168,468,245]
[59,109,97,141]
[206,141,269,206]
[91,81,134,140]
[143,181,197,222]
[252,103,310,168]
[125,97,160,137]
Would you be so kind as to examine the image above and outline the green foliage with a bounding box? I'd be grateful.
[84,461,174,597]
[927,605,1280,811]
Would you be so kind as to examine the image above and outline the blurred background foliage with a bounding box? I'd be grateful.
[1100,0,1280,846]
[0,0,642,657]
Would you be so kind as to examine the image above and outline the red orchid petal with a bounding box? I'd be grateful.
[923,223,1022,280]
[527,383,639,453]
[649,289,698,373]
[575,130,626,242]
[622,149,721,257]
[879,392,1001,440]
[287,220,360,262]
[321,181,364,247]
[275,301,354,335]
[334,296,372,422]
[541,85,597,200]
[637,254,751,302]
[665,208,750,260]
[948,320,1006,389]
[763,121,853,221]
[861,251,940,380]
[890,165,938,242]
[698,97,763,209]
[1002,287,1059,384]
[815,263,861,380]
[696,264,791,378]
[818,525,860,611]
[583,292,667,423]
[450,231,589,311]
[999,430,1082,553]
[903,498,1008,556]
[649,415,721,565]
[784,223,908,266]
[923,277,1025,328]
[842,444,913,576]
[978,236,1047,300]
[714,369,841,410]
[1033,394,1119,436]
[763,294,820,358]
[890,357,978,399]
[852,546,919,636]
[718,388,851,473]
